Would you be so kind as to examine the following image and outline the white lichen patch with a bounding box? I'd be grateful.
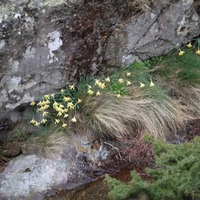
[0,0,79,19]
[14,13,21,19]
[12,60,20,73]
[192,13,199,22]
[47,30,63,63]
[5,93,35,110]
[182,0,193,6]
[0,89,9,107]
[0,3,15,19]
[23,46,36,59]
[177,15,187,36]
[122,54,141,67]
[8,76,22,93]
[0,40,6,50]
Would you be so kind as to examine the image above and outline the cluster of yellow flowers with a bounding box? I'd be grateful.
[179,42,200,56]
[86,71,134,98]
[30,71,155,128]
[30,84,81,128]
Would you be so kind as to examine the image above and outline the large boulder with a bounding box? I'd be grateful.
[0,0,199,123]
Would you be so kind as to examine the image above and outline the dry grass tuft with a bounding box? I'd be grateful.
[154,75,200,119]
[182,86,200,118]
[78,88,190,139]
[22,132,69,160]
[127,0,168,13]
[128,0,154,13]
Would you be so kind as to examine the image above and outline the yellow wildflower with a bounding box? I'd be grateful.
[37,101,43,107]
[126,72,131,77]
[96,90,101,96]
[71,116,77,123]
[50,93,55,98]
[117,94,121,98]
[64,114,68,118]
[95,79,100,85]
[150,80,154,87]
[41,107,46,111]
[30,101,35,106]
[87,84,92,89]
[118,79,124,83]
[38,107,45,111]
[67,102,74,109]
[187,42,192,48]
[179,50,185,56]
[61,89,65,93]
[78,98,82,103]
[67,102,73,107]
[196,49,200,55]
[99,82,106,89]
[59,104,64,109]
[69,84,74,90]
[30,119,36,124]
[140,82,145,88]
[41,119,47,124]
[53,102,59,107]
[42,111,48,117]
[55,119,60,124]
[62,123,67,128]
[105,77,110,82]
[64,96,71,102]
[87,89,94,95]
[54,106,62,112]
[64,109,68,113]
[34,122,40,127]
[44,94,50,99]
[43,105,49,109]
[37,108,42,111]
[126,81,131,86]
[57,112,62,117]
[44,100,50,104]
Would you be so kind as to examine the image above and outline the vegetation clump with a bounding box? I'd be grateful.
[29,38,200,141]
[106,135,200,200]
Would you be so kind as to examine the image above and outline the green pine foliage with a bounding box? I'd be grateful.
[106,136,200,200]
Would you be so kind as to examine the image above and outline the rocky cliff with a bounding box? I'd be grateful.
[0,0,200,124]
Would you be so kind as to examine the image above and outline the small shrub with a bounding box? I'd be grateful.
[106,136,200,200]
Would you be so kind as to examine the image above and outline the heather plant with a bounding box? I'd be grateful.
[106,136,200,200]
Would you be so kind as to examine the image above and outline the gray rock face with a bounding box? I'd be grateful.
[0,136,116,200]
[0,155,70,200]
[0,0,200,121]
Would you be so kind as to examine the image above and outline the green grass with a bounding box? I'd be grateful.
[153,48,200,86]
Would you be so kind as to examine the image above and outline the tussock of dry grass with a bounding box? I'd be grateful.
[154,74,200,119]
[128,0,168,13]
[182,86,200,118]
[79,89,190,139]
[128,0,153,12]
[22,132,68,160]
